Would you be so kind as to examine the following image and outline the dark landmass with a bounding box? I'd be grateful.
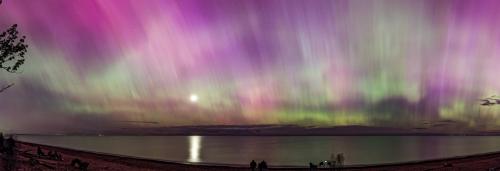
[18,124,500,136]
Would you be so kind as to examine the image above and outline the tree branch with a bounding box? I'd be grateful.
[0,83,14,93]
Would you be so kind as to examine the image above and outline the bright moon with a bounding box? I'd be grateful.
[189,94,199,103]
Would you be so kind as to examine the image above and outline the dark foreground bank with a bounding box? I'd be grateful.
[2,140,500,170]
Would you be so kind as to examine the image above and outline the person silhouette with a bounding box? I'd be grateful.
[5,136,15,155]
[262,160,268,170]
[250,160,257,171]
[4,136,16,170]
[336,153,345,168]
[258,160,269,171]
[54,151,62,161]
[0,132,4,152]
[71,158,89,170]
[37,146,45,156]
[309,162,317,171]
[319,161,324,168]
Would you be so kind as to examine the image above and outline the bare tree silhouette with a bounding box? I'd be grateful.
[0,1,28,93]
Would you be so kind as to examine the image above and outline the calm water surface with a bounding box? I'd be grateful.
[17,136,500,166]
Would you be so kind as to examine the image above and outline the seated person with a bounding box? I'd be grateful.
[37,147,45,156]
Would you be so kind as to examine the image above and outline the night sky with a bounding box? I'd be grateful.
[1,0,500,133]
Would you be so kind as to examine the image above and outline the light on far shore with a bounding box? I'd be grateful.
[190,94,199,103]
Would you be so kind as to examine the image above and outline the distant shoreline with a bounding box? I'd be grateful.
[16,133,500,136]
[12,124,500,136]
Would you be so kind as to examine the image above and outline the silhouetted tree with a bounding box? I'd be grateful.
[0,1,28,93]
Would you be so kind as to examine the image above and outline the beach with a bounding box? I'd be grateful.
[0,140,499,171]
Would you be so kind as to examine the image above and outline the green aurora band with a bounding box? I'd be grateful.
[0,0,499,132]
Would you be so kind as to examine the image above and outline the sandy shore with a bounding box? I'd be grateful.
[2,141,500,170]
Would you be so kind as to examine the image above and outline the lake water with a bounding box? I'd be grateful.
[17,136,500,166]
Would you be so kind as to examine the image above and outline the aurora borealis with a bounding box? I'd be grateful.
[1,0,500,133]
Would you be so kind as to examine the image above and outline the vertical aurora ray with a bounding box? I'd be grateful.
[0,0,500,132]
